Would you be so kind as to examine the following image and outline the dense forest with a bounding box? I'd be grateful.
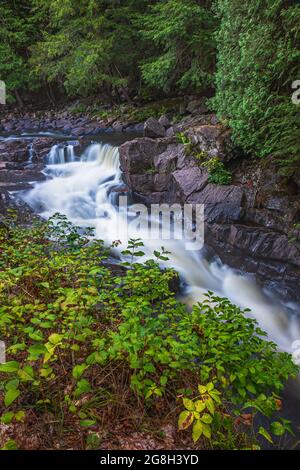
[1,0,300,175]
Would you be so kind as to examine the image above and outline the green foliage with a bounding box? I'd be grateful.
[138,0,217,93]
[175,135,232,185]
[212,0,300,176]
[1,0,299,180]
[202,157,232,185]
[178,382,220,442]
[30,0,150,99]
[0,0,40,103]
[0,213,297,449]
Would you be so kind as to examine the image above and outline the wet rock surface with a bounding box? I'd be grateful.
[0,110,144,137]
[119,128,300,301]
[0,136,59,218]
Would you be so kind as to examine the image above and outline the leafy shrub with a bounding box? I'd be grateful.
[202,157,232,185]
[0,213,298,449]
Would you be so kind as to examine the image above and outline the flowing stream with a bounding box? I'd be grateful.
[20,141,300,355]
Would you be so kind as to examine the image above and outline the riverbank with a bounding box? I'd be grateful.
[1,100,299,303]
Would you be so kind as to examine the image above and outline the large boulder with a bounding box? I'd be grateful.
[187,125,236,162]
[153,144,184,173]
[119,138,168,175]
[144,117,166,138]
[172,167,209,199]
[158,115,171,129]
[119,127,300,301]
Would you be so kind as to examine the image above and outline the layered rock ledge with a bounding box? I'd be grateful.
[120,119,300,301]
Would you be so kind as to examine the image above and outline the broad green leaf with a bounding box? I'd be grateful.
[5,379,19,390]
[80,419,96,427]
[28,344,47,359]
[72,364,87,380]
[1,439,18,450]
[192,420,203,443]
[0,361,20,373]
[4,389,20,407]
[1,412,14,424]
[202,423,212,440]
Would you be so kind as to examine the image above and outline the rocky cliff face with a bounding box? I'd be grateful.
[119,117,300,301]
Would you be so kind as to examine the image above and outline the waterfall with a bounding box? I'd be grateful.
[26,143,35,165]
[21,141,300,355]
[47,144,76,165]
[66,144,76,163]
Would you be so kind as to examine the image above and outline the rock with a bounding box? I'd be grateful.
[144,117,166,138]
[187,184,245,206]
[0,139,29,163]
[153,144,183,173]
[186,99,208,116]
[119,138,167,175]
[187,125,235,162]
[204,204,245,223]
[166,127,175,138]
[112,121,124,132]
[123,122,144,133]
[158,115,171,128]
[71,126,86,136]
[172,167,209,199]
[154,173,171,192]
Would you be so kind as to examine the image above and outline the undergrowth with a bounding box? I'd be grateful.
[0,212,298,450]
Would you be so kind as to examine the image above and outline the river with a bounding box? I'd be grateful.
[7,134,300,442]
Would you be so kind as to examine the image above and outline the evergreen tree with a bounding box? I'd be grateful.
[212,0,300,176]
[30,0,151,101]
[0,0,39,105]
[138,0,217,94]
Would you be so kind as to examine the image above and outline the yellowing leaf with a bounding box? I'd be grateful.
[207,382,214,392]
[195,400,206,412]
[178,411,194,430]
[183,398,195,411]
[202,423,212,439]
[198,385,207,395]
[48,333,63,345]
[201,413,213,424]
[205,397,215,415]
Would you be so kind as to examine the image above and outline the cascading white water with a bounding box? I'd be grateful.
[47,144,77,165]
[25,143,35,166]
[22,142,300,354]
[66,144,76,163]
